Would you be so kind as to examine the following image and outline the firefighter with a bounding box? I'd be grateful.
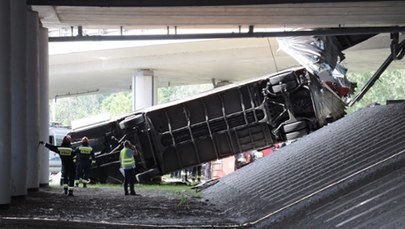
[74,136,95,188]
[191,165,202,183]
[120,140,139,195]
[40,135,76,196]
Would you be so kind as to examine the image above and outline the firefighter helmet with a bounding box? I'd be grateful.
[62,135,72,144]
[81,136,89,144]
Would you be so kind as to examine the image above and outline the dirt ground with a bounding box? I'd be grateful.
[0,184,237,229]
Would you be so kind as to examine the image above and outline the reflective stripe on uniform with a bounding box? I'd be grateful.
[79,146,92,154]
[58,147,73,156]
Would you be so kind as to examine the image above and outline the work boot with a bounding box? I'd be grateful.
[130,189,136,195]
[68,190,74,196]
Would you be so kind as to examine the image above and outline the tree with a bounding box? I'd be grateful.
[54,93,107,126]
[101,92,132,117]
[346,69,405,113]
[52,84,214,126]
[157,84,213,104]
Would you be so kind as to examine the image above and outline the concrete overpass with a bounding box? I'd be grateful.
[0,0,405,208]
[32,0,405,99]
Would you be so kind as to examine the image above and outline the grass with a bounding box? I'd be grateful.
[50,175,202,201]
[177,193,189,208]
[51,181,198,192]
[137,183,202,198]
[49,181,201,207]
[71,182,201,197]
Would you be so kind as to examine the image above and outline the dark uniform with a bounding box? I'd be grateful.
[42,136,76,196]
[74,137,95,188]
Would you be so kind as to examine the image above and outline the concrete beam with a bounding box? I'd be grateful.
[49,27,405,42]
[27,0,399,7]
[26,10,40,191]
[11,0,28,197]
[38,26,50,187]
[0,0,11,207]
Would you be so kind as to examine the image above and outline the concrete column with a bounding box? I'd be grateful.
[132,70,157,111]
[26,10,40,191]
[0,0,12,206]
[38,26,49,186]
[10,0,27,197]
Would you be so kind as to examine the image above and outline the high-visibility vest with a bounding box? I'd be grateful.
[58,147,73,156]
[79,146,93,154]
[120,148,135,169]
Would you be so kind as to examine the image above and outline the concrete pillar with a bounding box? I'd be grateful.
[10,0,27,197]
[38,26,49,187]
[26,10,40,191]
[0,0,12,206]
[132,70,157,111]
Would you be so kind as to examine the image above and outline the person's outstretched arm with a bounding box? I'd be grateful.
[39,141,59,153]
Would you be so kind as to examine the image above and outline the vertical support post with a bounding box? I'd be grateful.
[39,26,50,187]
[0,0,12,207]
[10,0,27,197]
[132,69,157,111]
[51,99,56,122]
[26,10,40,191]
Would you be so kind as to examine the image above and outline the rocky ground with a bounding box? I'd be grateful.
[0,184,237,229]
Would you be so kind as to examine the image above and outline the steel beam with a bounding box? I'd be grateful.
[49,26,405,42]
[27,0,398,7]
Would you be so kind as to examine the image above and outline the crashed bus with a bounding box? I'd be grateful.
[70,67,347,182]
[68,32,405,183]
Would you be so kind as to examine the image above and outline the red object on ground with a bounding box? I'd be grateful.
[211,156,235,179]
[262,148,274,157]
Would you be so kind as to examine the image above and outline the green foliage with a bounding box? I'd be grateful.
[52,84,213,126]
[100,92,132,117]
[158,86,178,104]
[54,93,107,126]
[177,193,189,208]
[137,183,192,192]
[346,69,405,114]
[158,84,213,104]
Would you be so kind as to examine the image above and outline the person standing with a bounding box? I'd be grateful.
[204,162,212,180]
[74,136,95,188]
[191,165,202,183]
[40,135,76,196]
[120,140,139,196]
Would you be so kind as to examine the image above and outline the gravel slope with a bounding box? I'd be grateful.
[203,102,405,228]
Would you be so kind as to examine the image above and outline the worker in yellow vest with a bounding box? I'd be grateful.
[120,140,139,196]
